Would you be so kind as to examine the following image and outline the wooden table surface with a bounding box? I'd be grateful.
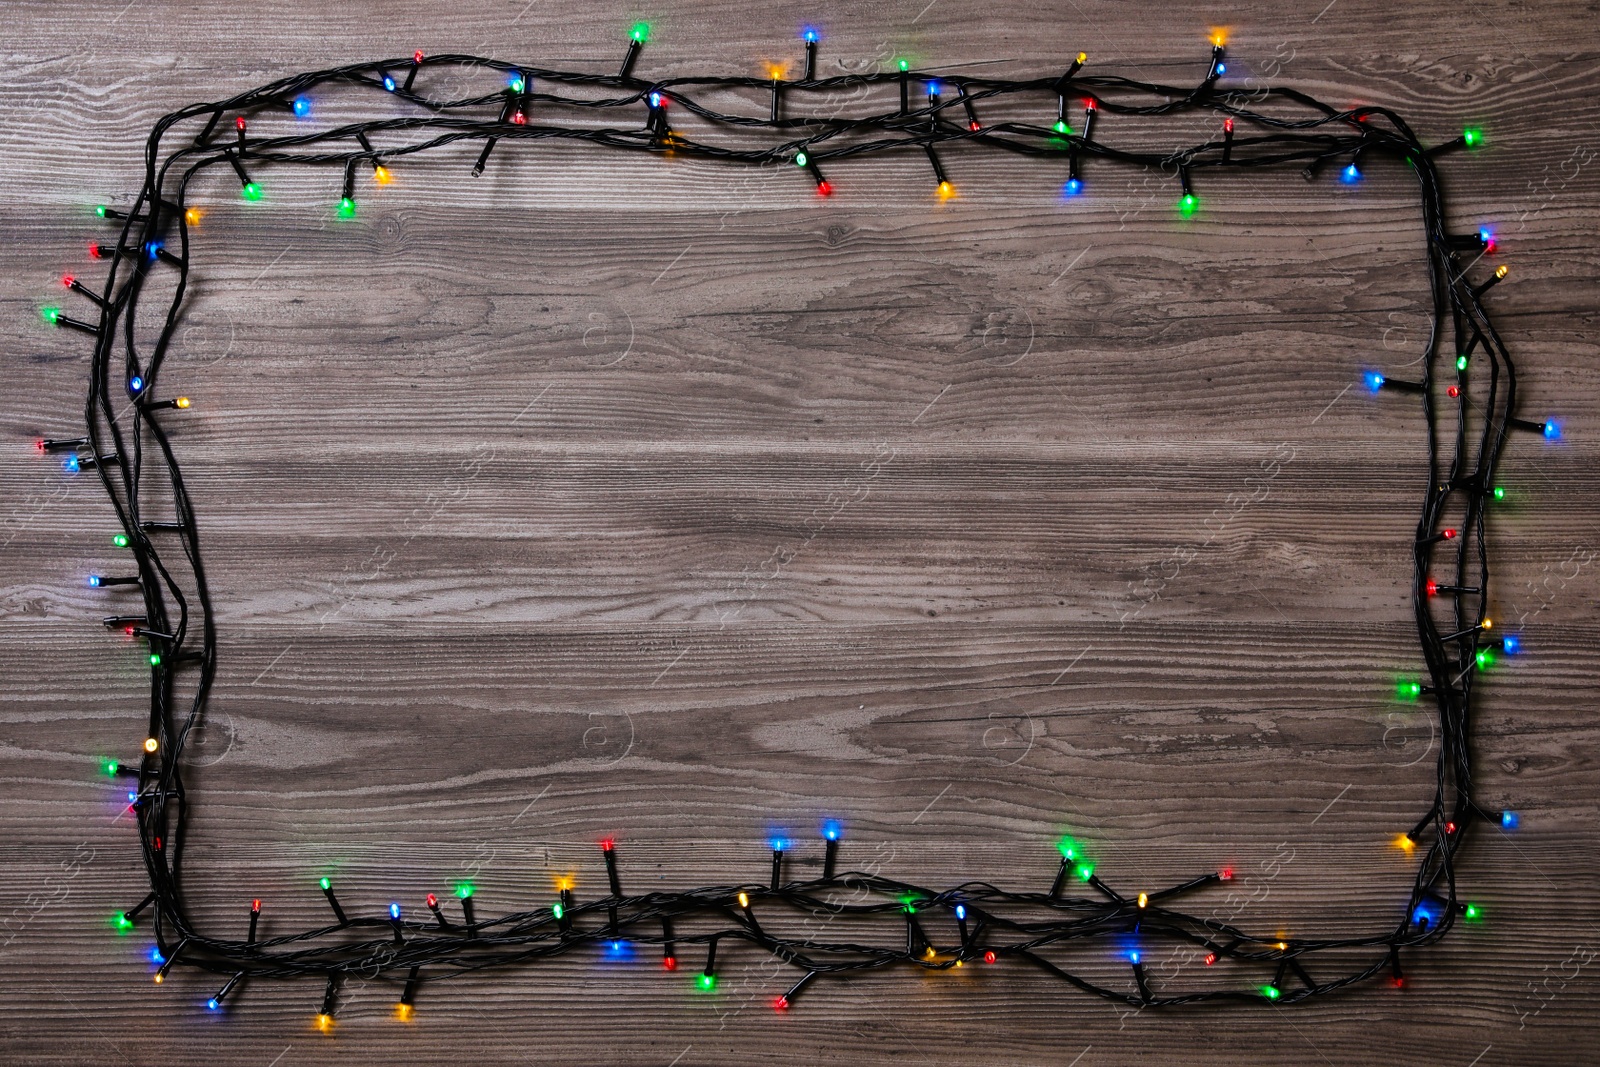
[2,1,1597,1064]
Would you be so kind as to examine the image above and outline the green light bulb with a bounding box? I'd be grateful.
[1493,486,1505,501]
[102,758,119,776]
[112,912,133,933]
[795,151,808,167]
[1456,354,1469,371]
[510,77,524,92]
[1075,862,1094,882]
[1053,120,1071,135]
[1476,649,1493,670]
[241,182,262,201]
[1057,836,1078,860]
[1463,127,1482,148]
[456,883,474,899]
[897,58,909,72]
[113,534,129,547]
[1261,984,1281,1000]
[337,197,356,219]
[696,974,716,990]
[41,306,61,324]
[1396,678,1421,702]
[320,877,331,890]
[1464,903,1480,920]
[96,205,108,217]
[630,21,650,43]
[552,902,564,920]
[1178,193,1198,218]
[149,653,161,666]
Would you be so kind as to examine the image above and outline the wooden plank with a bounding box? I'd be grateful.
[1,1,1598,1063]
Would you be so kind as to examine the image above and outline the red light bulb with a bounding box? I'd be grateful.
[816,180,833,197]
[1447,385,1460,398]
[426,892,438,907]
[512,111,527,124]
[1446,821,1457,834]
[969,120,980,131]
[1205,952,1217,965]
[413,49,425,63]
[1218,867,1233,881]
[664,956,677,971]
[235,116,247,131]
[773,996,789,1011]
[1224,117,1234,133]
[33,438,45,453]
[1083,97,1097,110]
[600,837,615,851]
[983,950,996,964]
[89,242,105,259]
[61,273,75,288]
[1443,529,1457,539]
[1426,579,1438,596]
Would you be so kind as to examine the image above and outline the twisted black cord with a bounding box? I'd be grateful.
[54,41,1526,1018]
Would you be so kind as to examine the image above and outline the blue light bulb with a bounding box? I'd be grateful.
[88,575,101,587]
[150,947,164,963]
[1342,163,1361,183]
[1543,420,1561,440]
[1502,635,1520,654]
[1365,371,1385,392]
[648,91,663,108]
[1501,810,1519,829]
[207,998,220,1010]
[1129,950,1141,964]
[1479,227,1492,243]
[129,376,144,392]
[926,80,941,96]
[1063,177,1083,196]
[822,819,841,841]
[954,904,966,921]
[802,26,820,42]
[1216,63,1227,74]
[127,791,137,803]
[769,836,788,852]
[63,455,80,473]
[293,96,311,117]
[389,902,401,920]
[383,74,396,91]
[1412,905,1432,925]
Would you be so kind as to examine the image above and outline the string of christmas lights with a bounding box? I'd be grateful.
[38,26,1556,1023]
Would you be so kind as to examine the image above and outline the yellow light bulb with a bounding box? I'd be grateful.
[153,972,163,984]
[737,892,749,908]
[1137,893,1148,908]
[395,1003,413,1022]
[315,1013,334,1032]
[1395,833,1416,852]
[1495,265,1509,279]
[144,737,159,753]
[184,207,203,226]
[937,180,954,200]
[1277,941,1288,951]
[175,396,191,409]
[925,946,936,959]
[1209,27,1229,47]
[373,165,392,185]
[1077,51,1087,64]
[1482,617,1493,629]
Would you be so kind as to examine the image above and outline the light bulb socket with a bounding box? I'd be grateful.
[620,39,643,80]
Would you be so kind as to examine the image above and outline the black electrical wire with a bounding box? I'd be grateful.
[46,37,1535,1020]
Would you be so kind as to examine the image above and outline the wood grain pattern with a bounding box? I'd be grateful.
[2,1,1599,1063]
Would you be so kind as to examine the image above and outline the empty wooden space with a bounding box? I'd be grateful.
[1,2,1597,1064]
